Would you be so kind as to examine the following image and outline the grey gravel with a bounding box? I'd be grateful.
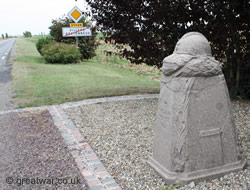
[65,99,249,190]
[0,110,86,190]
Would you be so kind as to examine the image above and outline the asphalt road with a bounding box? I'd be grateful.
[0,39,16,111]
[0,39,15,66]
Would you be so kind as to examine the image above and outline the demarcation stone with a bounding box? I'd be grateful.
[148,32,246,185]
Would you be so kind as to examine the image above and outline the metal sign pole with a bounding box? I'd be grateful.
[75,37,79,47]
[63,6,92,38]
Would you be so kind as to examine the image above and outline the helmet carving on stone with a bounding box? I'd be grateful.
[174,32,212,56]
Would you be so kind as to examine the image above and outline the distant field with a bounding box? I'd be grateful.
[12,38,160,108]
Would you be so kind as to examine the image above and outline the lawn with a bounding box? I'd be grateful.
[12,38,160,107]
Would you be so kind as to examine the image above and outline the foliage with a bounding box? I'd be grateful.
[5,33,8,38]
[49,16,98,60]
[99,42,161,81]
[13,38,159,107]
[41,42,81,64]
[1,34,4,39]
[36,36,53,55]
[86,0,250,99]
[23,31,32,38]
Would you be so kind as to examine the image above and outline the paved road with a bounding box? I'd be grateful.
[0,39,16,111]
[0,39,15,66]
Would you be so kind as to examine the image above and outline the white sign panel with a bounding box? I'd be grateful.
[68,6,84,23]
[62,27,92,37]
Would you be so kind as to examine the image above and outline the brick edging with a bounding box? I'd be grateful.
[60,94,159,109]
[0,94,159,115]
[1,94,160,190]
[48,105,122,190]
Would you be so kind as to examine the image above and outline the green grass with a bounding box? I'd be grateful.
[95,42,162,81]
[96,32,104,40]
[12,38,160,107]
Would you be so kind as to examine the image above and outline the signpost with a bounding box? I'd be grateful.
[68,6,84,23]
[62,27,92,37]
[63,5,92,47]
[70,23,83,27]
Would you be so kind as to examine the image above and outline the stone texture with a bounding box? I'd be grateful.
[148,32,246,185]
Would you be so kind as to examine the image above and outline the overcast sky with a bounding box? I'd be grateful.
[0,0,88,36]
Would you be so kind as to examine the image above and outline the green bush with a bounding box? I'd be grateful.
[49,16,98,60]
[36,36,53,55]
[41,42,81,64]
[78,37,98,60]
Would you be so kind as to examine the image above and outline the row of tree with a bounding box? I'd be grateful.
[1,33,9,39]
[23,31,32,38]
[86,0,249,99]
[1,32,32,39]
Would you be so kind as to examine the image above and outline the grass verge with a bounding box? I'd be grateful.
[12,38,160,107]
[95,41,162,81]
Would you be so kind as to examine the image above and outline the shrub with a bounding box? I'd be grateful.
[41,42,81,64]
[36,36,53,55]
[78,37,97,60]
[49,16,98,60]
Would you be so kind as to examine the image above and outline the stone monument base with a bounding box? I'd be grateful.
[148,157,246,185]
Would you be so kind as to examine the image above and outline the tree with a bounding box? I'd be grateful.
[5,33,8,38]
[23,31,32,38]
[49,16,98,60]
[1,34,4,39]
[86,0,249,99]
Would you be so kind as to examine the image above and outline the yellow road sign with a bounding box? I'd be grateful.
[70,23,83,27]
[72,10,81,20]
[68,6,84,23]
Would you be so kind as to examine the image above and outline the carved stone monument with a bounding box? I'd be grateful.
[148,32,246,184]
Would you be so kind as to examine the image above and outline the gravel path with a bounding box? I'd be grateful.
[65,99,249,190]
[0,110,86,190]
